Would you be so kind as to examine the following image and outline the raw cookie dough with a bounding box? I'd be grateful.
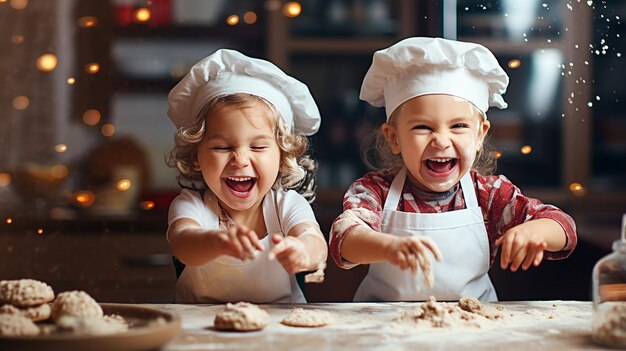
[281,308,333,328]
[214,302,269,331]
[0,313,40,336]
[51,290,103,321]
[0,279,55,307]
[0,303,51,322]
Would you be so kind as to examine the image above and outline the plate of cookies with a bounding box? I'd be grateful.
[0,279,181,351]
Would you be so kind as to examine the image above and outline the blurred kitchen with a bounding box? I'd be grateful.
[0,0,624,303]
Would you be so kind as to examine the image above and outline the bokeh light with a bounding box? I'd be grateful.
[36,53,58,72]
[101,123,116,137]
[507,58,521,69]
[55,144,68,153]
[493,151,503,159]
[134,7,151,23]
[67,77,76,84]
[74,191,95,207]
[117,179,132,191]
[140,201,155,210]
[85,63,100,74]
[37,228,44,235]
[82,109,101,125]
[11,35,24,44]
[12,96,29,110]
[10,0,28,10]
[569,182,587,196]
[78,16,98,28]
[50,165,69,179]
[227,15,239,25]
[243,11,257,24]
[5,218,12,225]
[520,145,532,155]
[283,2,302,17]
[0,173,11,187]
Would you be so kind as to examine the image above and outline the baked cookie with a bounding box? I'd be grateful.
[281,308,333,328]
[51,291,103,321]
[55,315,129,335]
[0,279,54,307]
[214,302,269,331]
[0,313,39,336]
[0,303,51,322]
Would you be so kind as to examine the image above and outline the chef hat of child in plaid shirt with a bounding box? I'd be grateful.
[360,37,509,119]
[168,49,321,135]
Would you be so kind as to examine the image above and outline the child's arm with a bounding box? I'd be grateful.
[168,218,264,266]
[341,224,442,272]
[269,223,328,274]
[495,218,567,272]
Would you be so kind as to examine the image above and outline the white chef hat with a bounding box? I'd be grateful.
[360,37,509,119]
[167,49,321,135]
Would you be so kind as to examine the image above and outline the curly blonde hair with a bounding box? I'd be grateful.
[166,94,318,202]
[361,110,497,176]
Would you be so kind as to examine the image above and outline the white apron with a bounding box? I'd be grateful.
[354,168,497,302]
[175,191,306,304]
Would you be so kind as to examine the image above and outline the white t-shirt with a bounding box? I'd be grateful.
[167,188,317,241]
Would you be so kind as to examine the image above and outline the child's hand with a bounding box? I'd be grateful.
[268,234,310,274]
[496,222,548,272]
[384,236,442,273]
[217,225,265,261]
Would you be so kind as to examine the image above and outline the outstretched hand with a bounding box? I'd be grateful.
[384,236,443,273]
[217,224,265,261]
[268,234,311,274]
[496,222,548,272]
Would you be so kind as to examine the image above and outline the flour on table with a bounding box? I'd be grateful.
[214,302,269,331]
[394,296,503,329]
[281,308,333,328]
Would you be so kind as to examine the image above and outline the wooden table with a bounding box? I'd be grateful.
[148,301,613,350]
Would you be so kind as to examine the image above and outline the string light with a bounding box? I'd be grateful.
[55,144,68,153]
[67,77,76,84]
[5,218,12,224]
[520,145,532,155]
[37,228,44,235]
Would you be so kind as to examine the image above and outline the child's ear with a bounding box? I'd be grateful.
[477,120,491,151]
[381,123,401,154]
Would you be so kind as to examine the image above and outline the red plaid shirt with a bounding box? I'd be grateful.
[330,169,577,269]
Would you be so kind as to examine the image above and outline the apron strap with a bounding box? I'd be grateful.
[383,168,406,211]
[459,172,479,208]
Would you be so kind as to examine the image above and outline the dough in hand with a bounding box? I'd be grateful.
[214,302,269,332]
[281,308,333,328]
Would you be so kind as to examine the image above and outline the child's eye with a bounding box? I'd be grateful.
[251,146,268,151]
[211,146,231,151]
[411,125,432,131]
[451,123,470,129]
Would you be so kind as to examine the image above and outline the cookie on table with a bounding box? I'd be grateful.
[0,303,51,322]
[0,313,39,336]
[51,290,103,321]
[281,308,333,328]
[0,279,54,307]
[214,302,269,332]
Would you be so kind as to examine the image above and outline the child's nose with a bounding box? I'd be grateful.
[431,132,451,149]
[230,151,250,167]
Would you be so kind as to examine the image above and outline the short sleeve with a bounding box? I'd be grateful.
[277,190,318,233]
[167,189,209,242]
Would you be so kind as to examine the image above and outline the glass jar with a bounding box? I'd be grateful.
[592,239,626,347]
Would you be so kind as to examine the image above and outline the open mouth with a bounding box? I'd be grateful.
[424,158,457,174]
[224,177,257,194]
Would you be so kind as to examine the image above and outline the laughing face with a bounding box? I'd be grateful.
[195,98,281,216]
[382,94,490,193]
